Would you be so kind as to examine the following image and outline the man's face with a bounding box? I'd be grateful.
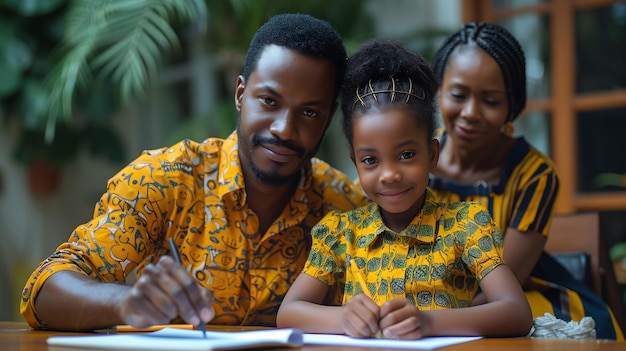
[235,45,338,186]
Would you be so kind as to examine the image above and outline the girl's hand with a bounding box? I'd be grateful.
[342,294,380,338]
[379,298,431,339]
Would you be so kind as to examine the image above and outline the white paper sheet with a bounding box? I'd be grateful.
[47,327,302,351]
[304,333,482,350]
[47,327,482,350]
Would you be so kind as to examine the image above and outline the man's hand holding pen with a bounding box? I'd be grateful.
[116,238,214,335]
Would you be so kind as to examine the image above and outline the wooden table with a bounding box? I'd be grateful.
[1,321,624,351]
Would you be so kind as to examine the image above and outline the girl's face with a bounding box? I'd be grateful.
[351,107,439,231]
[438,46,510,152]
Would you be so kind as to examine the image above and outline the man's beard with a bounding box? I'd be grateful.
[237,128,321,187]
[249,156,298,186]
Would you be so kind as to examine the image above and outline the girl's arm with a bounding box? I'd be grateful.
[277,273,342,332]
[471,228,545,306]
[380,265,532,338]
[431,264,532,337]
[277,273,379,336]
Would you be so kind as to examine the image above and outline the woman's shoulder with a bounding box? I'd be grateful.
[506,137,560,189]
[510,137,558,172]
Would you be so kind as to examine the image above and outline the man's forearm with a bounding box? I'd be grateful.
[34,270,130,331]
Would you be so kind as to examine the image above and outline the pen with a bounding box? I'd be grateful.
[116,324,195,332]
[349,259,372,298]
[349,258,382,339]
[168,237,207,338]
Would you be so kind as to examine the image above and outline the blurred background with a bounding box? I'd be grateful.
[1,0,625,323]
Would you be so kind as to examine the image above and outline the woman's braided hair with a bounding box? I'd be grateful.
[432,22,526,120]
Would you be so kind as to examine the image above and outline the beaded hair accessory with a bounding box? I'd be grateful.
[352,76,425,111]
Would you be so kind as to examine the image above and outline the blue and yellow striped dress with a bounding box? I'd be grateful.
[429,134,623,340]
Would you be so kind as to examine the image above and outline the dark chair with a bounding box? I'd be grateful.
[545,212,626,332]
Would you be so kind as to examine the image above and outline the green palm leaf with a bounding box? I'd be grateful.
[44,0,207,141]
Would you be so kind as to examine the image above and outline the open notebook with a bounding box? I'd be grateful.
[47,328,302,351]
[47,327,481,350]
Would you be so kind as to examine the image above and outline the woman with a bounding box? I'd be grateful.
[428,22,623,340]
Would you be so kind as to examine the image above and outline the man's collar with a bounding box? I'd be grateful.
[216,131,245,198]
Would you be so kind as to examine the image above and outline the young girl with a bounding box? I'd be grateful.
[276,38,532,339]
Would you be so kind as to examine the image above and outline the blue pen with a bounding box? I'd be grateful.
[167,237,207,338]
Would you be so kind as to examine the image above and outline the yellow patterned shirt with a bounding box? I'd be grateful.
[302,189,505,308]
[21,131,367,328]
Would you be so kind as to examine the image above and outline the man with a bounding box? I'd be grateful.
[20,13,367,331]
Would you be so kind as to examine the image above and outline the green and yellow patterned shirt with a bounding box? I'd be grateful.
[303,189,505,309]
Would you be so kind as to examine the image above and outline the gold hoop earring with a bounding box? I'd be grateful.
[503,121,515,137]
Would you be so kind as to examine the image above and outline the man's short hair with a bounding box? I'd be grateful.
[242,13,347,97]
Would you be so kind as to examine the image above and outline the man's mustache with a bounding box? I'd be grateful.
[252,135,305,158]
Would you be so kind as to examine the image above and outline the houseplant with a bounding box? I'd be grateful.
[0,0,206,194]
